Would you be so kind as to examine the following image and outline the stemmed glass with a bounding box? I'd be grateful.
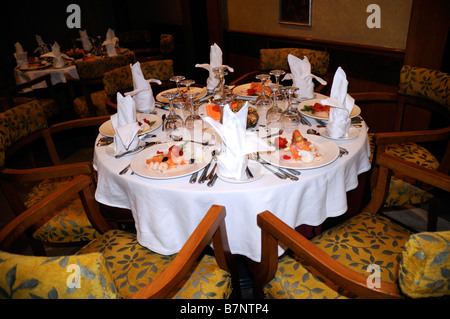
[280,86,301,133]
[269,70,287,109]
[184,91,202,132]
[255,74,272,107]
[180,79,196,117]
[265,83,284,129]
[212,67,230,98]
[170,75,186,97]
[161,91,184,135]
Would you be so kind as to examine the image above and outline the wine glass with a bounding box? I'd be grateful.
[269,70,287,109]
[255,74,272,107]
[184,91,203,132]
[170,75,185,97]
[280,86,301,133]
[161,91,184,136]
[265,83,283,130]
[180,79,196,116]
[212,67,229,98]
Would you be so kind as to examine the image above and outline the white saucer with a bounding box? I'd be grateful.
[318,127,360,141]
[217,161,264,183]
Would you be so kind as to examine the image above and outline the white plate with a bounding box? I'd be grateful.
[232,83,258,100]
[318,127,360,141]
[104,140,146,157]
[298,98,361,120]
[19,61,51,72]
[259,133,340,170]
[99,114,162,137]
[217,160,264,183]
[130,143,212,179]
[156,87,207,104]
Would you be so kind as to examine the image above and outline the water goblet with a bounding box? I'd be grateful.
[255,74,272,108]
[161,91,184,136]
[265,83,283,130]
[269,70,286,85]
[170,75,186,97]
[184,91,203,132]
[280,86,301,133]
[212,67,229,98]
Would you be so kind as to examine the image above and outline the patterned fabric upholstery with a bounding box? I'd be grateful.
[0,251,118,299]
[77,229,233,299]
[74,51,137,80]
[399,65,450,110]
[0,100,47,167]
[73,90,108,119]
[0,96,58,120]
[160,34,175,54]
[399,231,450,298]
[259,48,330,76]
[265,212,412,299]
[103,59,174,97]
[25,176,99,243]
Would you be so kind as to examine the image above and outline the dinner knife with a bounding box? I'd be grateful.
[115,141,161,159]
[207,173,219,187]
[198,162,211,183]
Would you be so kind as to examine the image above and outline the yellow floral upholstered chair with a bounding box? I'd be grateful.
[66,51,136,118]
[231,47,330,91]
[102,59,174,109]
[0,100,112,249]
[255,128,450,299]
[0,175,239,299]
[352,66,450,230]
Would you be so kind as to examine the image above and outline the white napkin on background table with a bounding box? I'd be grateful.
[111,93,140,154]
[35,35,49,55]
[79,30,93,52]
[14,42,28,68]
[41,42,72,68]
[321,67,354,138]
[103,28,119,57]
[204,102,275,180]
[124,62,161,113]
[195,43,234,91]
[283,54,327,99]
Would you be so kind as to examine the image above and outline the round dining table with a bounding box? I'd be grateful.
[14,63,79,91]
[93,99,372,262]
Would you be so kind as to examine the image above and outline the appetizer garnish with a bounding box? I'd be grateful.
[282,130,322,163]
[146,145,186,172]
[301,102,331,115]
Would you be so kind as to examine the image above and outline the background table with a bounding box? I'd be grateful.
[14,64,79,91]
[93,105,371,262]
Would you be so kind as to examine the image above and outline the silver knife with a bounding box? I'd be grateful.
[198,162,211,183]
[115,141,160,159]
[207,173,219,187]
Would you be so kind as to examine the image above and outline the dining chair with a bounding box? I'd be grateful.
[0,174,239,299]
[119,30,175,62]
[255,127,450,299]
[102,59,174,109]
[0,98,112,255]
[230,47,330,92]
[65,51,136,118]
[352,65,450,230]
[0,73,60,122]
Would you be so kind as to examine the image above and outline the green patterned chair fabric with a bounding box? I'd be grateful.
[0,96,58,120]
[103,59,174,97]
[77,229,232,299]
[399,65,450,110]
[259,48,330,77]
[74,51,137,80]
[0,101,97,244]
[265,212,412,299]
[160,34,175,54]
[0,251,119,299]
[399,231,450,298]
[73,90,108,119]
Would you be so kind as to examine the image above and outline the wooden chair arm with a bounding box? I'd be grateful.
[374,127,450,146]
[1,162,95,184]
[64,72,80,82]
[230,71,261,86]
[351,92,398,103]
[11,73,53,93]
[0,175,111,251]
[48,115,111,134]
[256,211,402,299]
[128,205,239,299]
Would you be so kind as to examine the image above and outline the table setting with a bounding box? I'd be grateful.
[92,49,372,261]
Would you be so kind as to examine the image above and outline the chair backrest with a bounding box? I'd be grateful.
[103,59,174,97]
[74,51,137,80]
[0,100,47,167]
[259,48,330,76]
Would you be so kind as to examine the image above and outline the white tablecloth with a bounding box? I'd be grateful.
[14,64,79,90]
[93,105,371,262]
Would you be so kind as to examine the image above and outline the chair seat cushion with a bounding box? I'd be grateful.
[77,229,232,299]
[265,253,348,299]
[25,176,99,243]
[73,90,108,118]
[399,231,450,298]
[0,250,118,299]
[312,212,412,284]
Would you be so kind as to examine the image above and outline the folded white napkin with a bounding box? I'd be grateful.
[79,30,93,52]
[124,62,161,113]
[41,42,72,68]
[14,42,28,68]
[321,67,355,138]
[103,28,119,57]
[283,54,327,99]
[35,35,49,55]
[195,43,234,91]
[204,102,275,180]
[111,93,141,154]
